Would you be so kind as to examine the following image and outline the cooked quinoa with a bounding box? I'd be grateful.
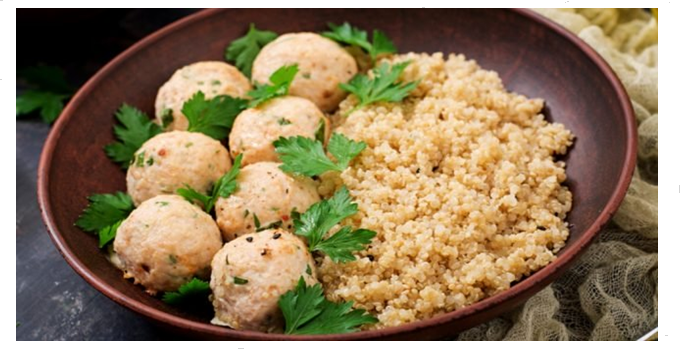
[318,52,574,328]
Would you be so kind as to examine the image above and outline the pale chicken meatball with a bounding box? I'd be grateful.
[215,162,319,241]
[252,33,358,112]
[155,61,251,130]
[114,195,222,295]
[127,131,231,206]
[210,229,318,332]
[229,96,330,165]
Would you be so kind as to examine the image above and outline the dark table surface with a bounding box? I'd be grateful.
[16,9,199,340]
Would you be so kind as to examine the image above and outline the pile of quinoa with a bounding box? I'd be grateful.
[318,52,574,327]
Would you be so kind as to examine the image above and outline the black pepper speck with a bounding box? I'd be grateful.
[272,233,281,240]
[246,237,253,242]
[367,254,375,261]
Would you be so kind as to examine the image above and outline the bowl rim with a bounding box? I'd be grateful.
[37,8,637,340]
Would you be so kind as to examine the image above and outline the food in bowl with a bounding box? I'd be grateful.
[155,61,251,130]
[74,21,573,334]
[114,194,223,294]
[126,130,232,206]
[252,32,358,111]
[210,228,319,332]
[214,161,320,240]
[318,52,573,327]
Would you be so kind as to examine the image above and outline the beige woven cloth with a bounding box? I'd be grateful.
[457,8,658,341]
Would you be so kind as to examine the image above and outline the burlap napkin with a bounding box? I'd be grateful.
[458,8,658,341]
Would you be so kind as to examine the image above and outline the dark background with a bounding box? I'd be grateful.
[16,9,199,340]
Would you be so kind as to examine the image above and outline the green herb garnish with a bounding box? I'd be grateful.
[279,277,378,335]
[225,23,278,77]
[340,61,418,115]
[278,117,292,126]
[135,151,146,167]
[313,227,376,263]
[233,276,249,285]
[314,119,326,143]
[294,186,376,263]
[104,104,162,169]
[322,22,396,61]
[162,278,211,305]
[248,64,298,108]
[183,91,248,140]
[253,213,261,230]
[273,133,366,177]
[16,65,74,123]
[75,192,134,248]
[97,221,122,248]
[256,220,283,232]
[160,108,174,129]
[177,154,242,212]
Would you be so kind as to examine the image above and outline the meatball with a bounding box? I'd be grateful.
[215,162,319,241]
[210,229,317,332]
[229,96,330,165]
[114,195,222,295]
[155,61,251,130]
[127,131,231,206]
[252,33,358,112]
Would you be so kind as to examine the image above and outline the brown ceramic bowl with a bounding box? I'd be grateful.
[38,9,636,340]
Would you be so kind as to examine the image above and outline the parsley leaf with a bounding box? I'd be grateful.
[322,22,396,61]
[175,186,212,211]
[225,23,278,77]
[274,133,366,177]
[294,186,375,263]
[16,91,70,123]
[75,192,134,232]
[98,221,122,248]
[279,277,377,335]
[248,64,298,108]
[327,132,366,169]
[183,91,248,140]
[76,192,134,248]
[313,227,376,263]
[294,186,358,248]
[274,136,338,176]
[162,278,211,305]
[369,30,397,60]
[177,154,242,212]
[340,61,418,115]
[16,65,74,123]
[104,104,163,168]
[279,277,325,333]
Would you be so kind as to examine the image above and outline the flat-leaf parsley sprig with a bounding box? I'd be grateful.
[279,277,378,334]
[294,186,376,263]
[340,61,418,115]
[104,104,163,169]
[75,192,135,248]
[225,24,278,77]
[16,65,74,123]
[183,91,248,140]
[248,64,299,108]
[321,22,396,61]
[273,133,366,177]
[177,154,243,213]
[162,278,211,305]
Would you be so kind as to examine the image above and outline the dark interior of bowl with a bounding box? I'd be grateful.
[40,9,635,340]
